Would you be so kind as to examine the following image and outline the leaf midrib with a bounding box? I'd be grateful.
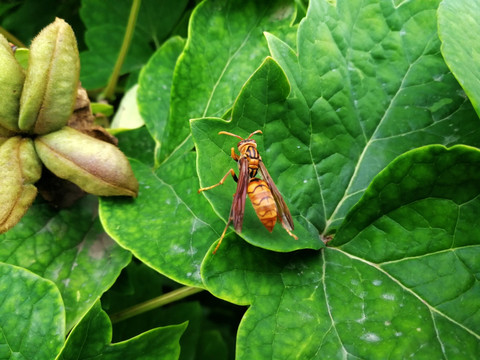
[330,247,480,340]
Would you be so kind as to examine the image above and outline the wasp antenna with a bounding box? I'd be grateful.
[218,131,244,140]
[246,130,262,139]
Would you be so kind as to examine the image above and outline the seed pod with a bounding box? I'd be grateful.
[19,18,79,134]
[0,137,42,233]
[0,124,16,147]
[34,126,138,197]
[0,34,25,132]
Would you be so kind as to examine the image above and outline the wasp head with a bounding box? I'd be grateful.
[237,138,257,153]
[218,130,262,156]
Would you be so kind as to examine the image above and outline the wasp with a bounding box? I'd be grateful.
[199,130,297,253]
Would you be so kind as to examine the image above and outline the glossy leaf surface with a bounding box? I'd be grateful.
[0,197,131,330]
[202,145,480,359]
[43,0,480,357]
[192,0,480,358]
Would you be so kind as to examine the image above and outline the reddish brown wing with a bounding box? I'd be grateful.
[259,160,294,230]
[232,155,249,232]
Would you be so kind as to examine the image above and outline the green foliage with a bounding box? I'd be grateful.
[0,196,131,330]
[0,262,64,359]
[79,0,188,90]
[1,0,480,358]
[438,0,480,117]
[60,301,187,360]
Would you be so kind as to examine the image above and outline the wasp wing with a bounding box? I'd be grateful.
[259,160,294,230]
[232,155,249,232]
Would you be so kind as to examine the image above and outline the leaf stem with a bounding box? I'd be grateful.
[0,27,26,48]
[109,286,204,324]
[100,0,141,101]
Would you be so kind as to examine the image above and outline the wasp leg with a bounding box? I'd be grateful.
[198,169,237,193]
[212,214,233,254]
[230,148,239,161]
[281,221,298,240]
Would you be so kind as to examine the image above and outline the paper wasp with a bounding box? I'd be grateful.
[199,130,297,254]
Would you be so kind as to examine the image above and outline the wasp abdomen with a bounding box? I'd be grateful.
[247,178,277,232]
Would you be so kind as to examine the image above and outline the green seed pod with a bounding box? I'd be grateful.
[34,127,138,197]
[0,137,42,233]
[19,18,79,134]
[0,34,25,132]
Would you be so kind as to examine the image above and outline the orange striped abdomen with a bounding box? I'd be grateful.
[247,178,277,232]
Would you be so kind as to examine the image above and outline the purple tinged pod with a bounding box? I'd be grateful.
[34,126,139,197]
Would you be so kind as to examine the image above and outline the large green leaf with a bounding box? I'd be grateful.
[438,0,480,117]
[202,145,480,359]
[59,301,187,360]
[265,0,479,233]
[0,262,64,360]
[99,145,224,287]
[192,0,480,357]
[0,196,131,331]
[193,0,480,252]
[101,0,480,356]
[192,57,321,252]
[159,0,297,161]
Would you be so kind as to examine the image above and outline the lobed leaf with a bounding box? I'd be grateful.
[192,57,321,252]
[160,0,297,161]
[195,0,480,358]
[266,0,480,233]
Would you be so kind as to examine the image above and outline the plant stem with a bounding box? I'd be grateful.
[100,0,141,101]
[109,286,204,324]
[0,27,26,48]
